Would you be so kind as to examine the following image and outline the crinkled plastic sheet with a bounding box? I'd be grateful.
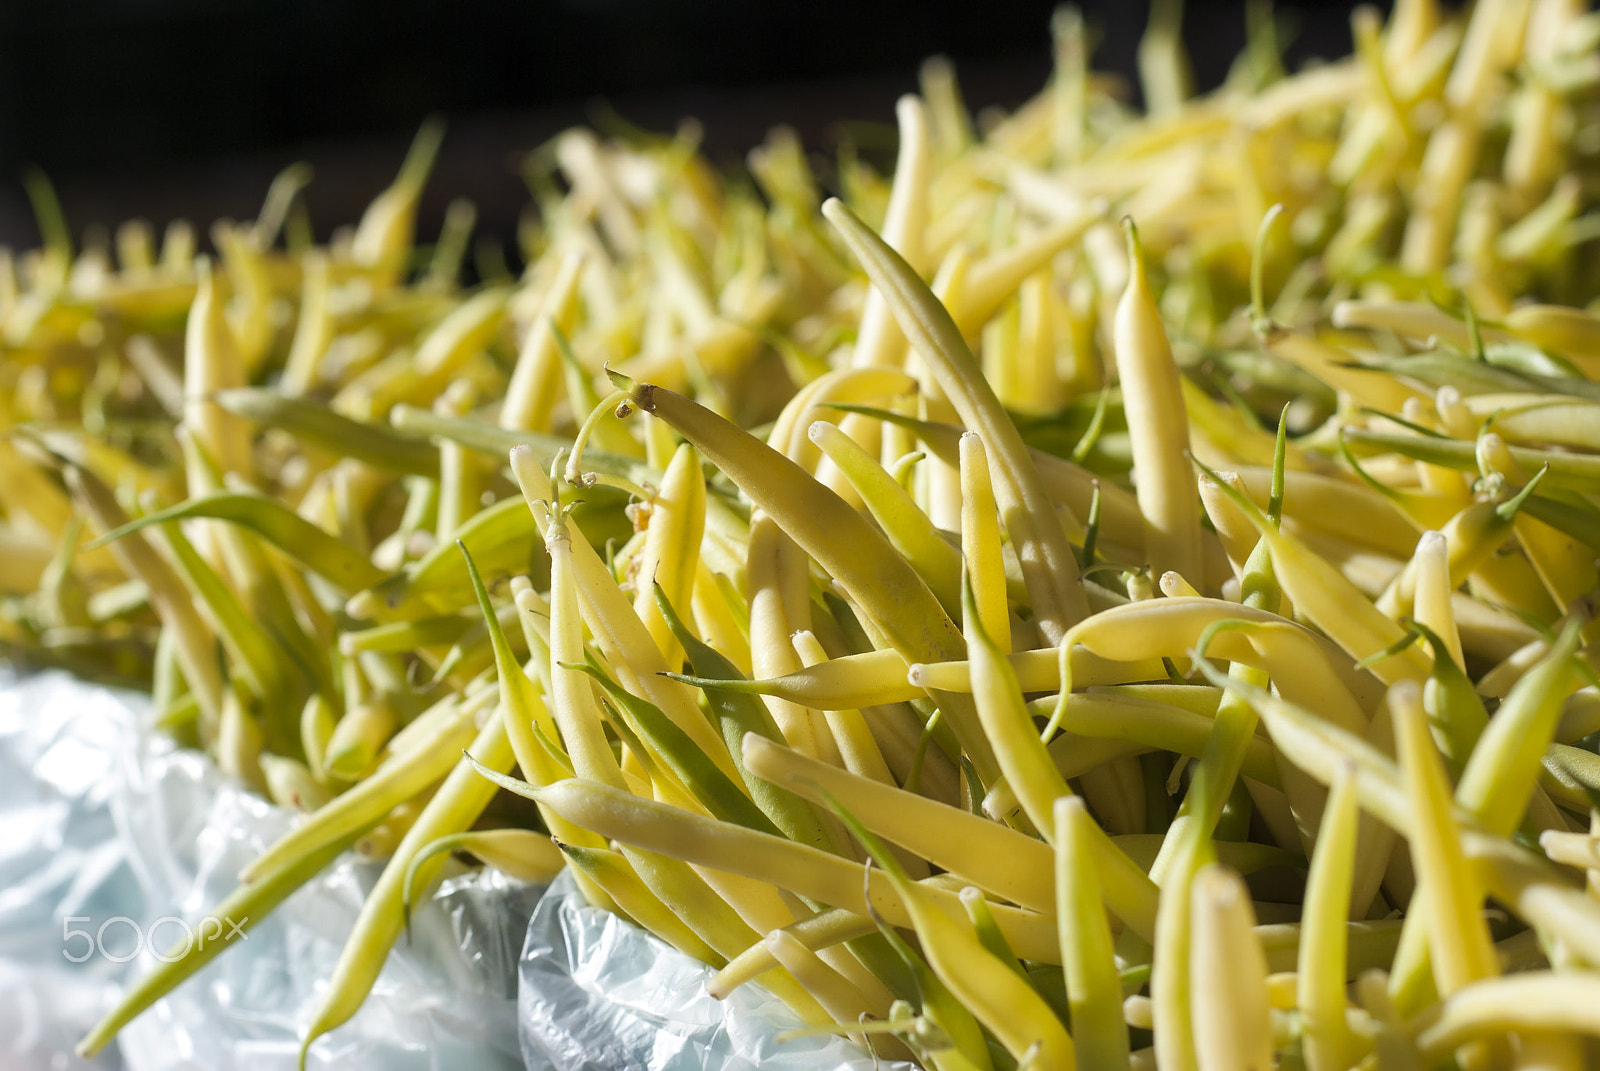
[519,871,917,1071]
[0,669,538,1071]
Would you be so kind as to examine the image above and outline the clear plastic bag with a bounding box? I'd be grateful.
[518,871,917,1071]
[3,668,921,1071]
[0,670,539,1071]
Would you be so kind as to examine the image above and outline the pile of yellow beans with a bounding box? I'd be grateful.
[3,0,1600,1066]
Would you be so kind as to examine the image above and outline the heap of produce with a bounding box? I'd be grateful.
[2,0,1600,1065]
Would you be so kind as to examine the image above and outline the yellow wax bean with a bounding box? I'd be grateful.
[1148,508,1289,1071]
[1498,174,1583,265]
[1037,691,1282,790]
[148,516,286,704]
[334,288,509,421]
[561,504,742,783]
[1056,797,1131,1071]
[1298,765,1363,1071]
[1454,184,1511,316]
[612,842,773,973]
[501,251,584,432]
[183,261,252,481]
[685,858,798,948]
[1329,299,1482,347]
[810,419,962,616]
[1383,0,1441,67]
[1453,596,1542,667]
[216,691,266,795]
[0,529,49,595]
[960,433,1008,650]
[350,118,443,283]
[421,195,475,291]
[957,885,1023,977]
[1211,664,1600,963]
[93,490,388,596]
[212,221,272,373]
[1353,971,1420,1071]
[765,929,898,1041]
[115,216,155,274]
[748,509,825,760]
[790,632,896,789]
[241,694,480,877]
[907,642,1186,698]
[1139,0,1193,116]
[708,909,879,1000]
[1480,437,1600,622]
[1054,597,1371,732]
[413,284,511,382]
[839,405,1147,553]
[293,690,335,775]
[1188,865,1273,1071]
[1502,304,1600,372]
[676,646,922,710]
[1195,466,1430,686]
[807,931,901,1028]
[767,366,920,466]
[1413,974,1600,1065]
[1456,618,1582,836]
[1013,273,1065,416]
[67,466,224,727]
[323,699,397,781]
[823,198,1088,642]
[1261,328,1422,416]
[477,772,1065,962]
[900,876,1076,1069]
[1373,493,1523,622]
[411,829,566,885]
[1158,571,1200,598]
[1115,220,1202,584]
[554,129,639,257]
[1475,406,1600,469]
[1400,116,1481,275]
[1182,379,1314,476]
[460,542,601,859]
[299,710,516,1066]
[122,332,185,419]
[1322,189,1394,275]
[630,442,706,667]
[1555,688,1600,744]
[432,382,482,542]
[954,208,1100,338]
[744,733,1054,913]
[852,95,931,370]
[832,766,1068,1067]
[557,840,722,964]
[0,439,83,544]
[965,578,1070,841]
[1539,828,1600,872]
[1231,465,1422,560]
[692,563,752,674]
[620,376,999,784]
[1197,470,1263,578]
[1505,0,1582,198]
[215,389,442,479]
[544,514,630,790]
[178,444,325,702]
[1444,0,1526,113]
[1410,531,1464,669]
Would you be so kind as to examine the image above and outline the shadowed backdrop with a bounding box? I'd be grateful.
[0,0,1380,255]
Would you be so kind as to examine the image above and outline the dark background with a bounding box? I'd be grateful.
[0,0,1383,256]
